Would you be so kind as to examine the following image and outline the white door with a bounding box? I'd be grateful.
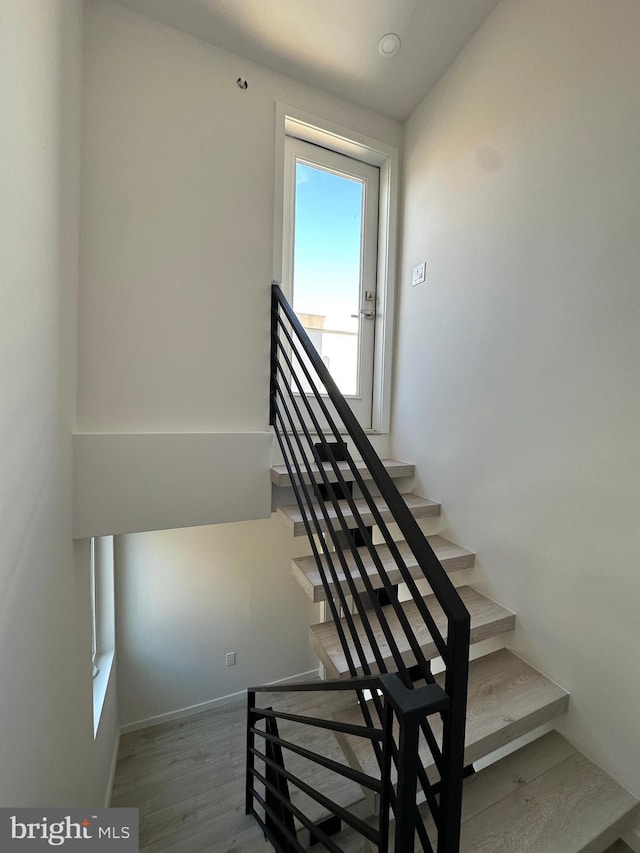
[283,137,380,430]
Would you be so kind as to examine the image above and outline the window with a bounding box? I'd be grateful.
[89,535,115,737]
[283,137,380,427]
[274,105,399,433]
[90,538,99,678]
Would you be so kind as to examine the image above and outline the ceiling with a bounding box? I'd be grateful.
[112,0,501,122]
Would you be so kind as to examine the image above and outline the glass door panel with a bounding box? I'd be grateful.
[283,137,379,428]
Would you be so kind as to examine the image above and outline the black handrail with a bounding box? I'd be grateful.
[246,284,471,853]
[247,675,449,852]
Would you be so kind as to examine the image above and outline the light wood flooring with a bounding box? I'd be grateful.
[111,686,367,852]
[111,694,634,853]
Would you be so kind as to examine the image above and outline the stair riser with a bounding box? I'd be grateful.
[286,502,440,537]
[308,586,516,679]
[271,460,415,488]
[311,612,516,679]
[292,548,475,603]
[291,537,475,603]
[461,694,570,769]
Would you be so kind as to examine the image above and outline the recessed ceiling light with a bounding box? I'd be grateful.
[378,33,401,58]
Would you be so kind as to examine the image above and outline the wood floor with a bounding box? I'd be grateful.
[111,693,634,853]
[111,686,365,852]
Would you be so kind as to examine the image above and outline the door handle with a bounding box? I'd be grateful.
[352,291,375,319]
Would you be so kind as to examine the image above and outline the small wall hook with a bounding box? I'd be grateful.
[236,77,248,90]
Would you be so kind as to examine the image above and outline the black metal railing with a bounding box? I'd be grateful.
[246,283,471,852]
[247,676,449,852]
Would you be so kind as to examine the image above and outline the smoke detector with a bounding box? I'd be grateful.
[378,33,401,58]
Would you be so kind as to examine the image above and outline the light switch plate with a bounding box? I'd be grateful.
[412,262,426,286]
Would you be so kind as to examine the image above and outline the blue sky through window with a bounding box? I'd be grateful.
[293,162,363,326]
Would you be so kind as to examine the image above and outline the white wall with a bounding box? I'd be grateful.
[393,0,640,804]
[73,431,272,537]
[115,518,319,729]
[79,0,402,434]
[76,0,401,726]
[75,0,399,536]
[0,0,117,806]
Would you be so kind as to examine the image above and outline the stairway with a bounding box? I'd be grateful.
[370,732,638,853]
[273,457,638,852]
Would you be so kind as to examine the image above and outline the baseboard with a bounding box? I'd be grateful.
[119,668,320,735]
[104,728,121,807]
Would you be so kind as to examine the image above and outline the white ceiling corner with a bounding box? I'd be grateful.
[111,0,502,122]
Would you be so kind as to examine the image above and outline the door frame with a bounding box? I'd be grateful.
[273,103,399,435]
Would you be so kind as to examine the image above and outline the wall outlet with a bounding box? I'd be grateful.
[226,652,236,667]
[412,261,426,286]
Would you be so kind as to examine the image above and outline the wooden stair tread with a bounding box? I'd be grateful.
[457,732,638,852]
[333,649,569,788]
[277,493,440,538]
[308,586,515,678]
[292,534,475,602]
[377,732,638,852]
[271,458,414,487]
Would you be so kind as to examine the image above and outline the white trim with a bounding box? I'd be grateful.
[281,106,398,167]
[104,727,121,807]
[273,103,399,434]
[119,668,321,734]
[372,144,399,435]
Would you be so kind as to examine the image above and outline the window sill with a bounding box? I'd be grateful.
[92,650,115,739]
